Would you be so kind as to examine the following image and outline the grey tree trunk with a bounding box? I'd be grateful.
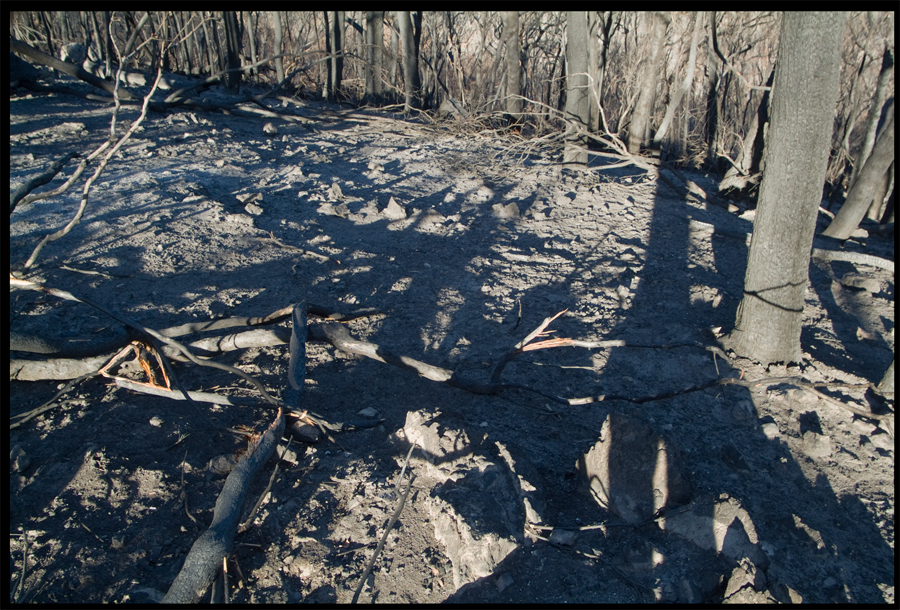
[272,12,284,85]
[564,11,590,165]
[849,46,894,193]
[398,11,422,111]
[727,12,847,365]
[718,66,774,193]
[323,11,345,100]
[223,11,242,92]
[245,12,258,78]
[870,160,894,222]
[503,11,522,120]
[390,16,400,100]
[653,12,703,146]
[705,12,721,168]
[587,12,601,133]
[823,107,894,239]
[877,359,894,398]
[628,12,669,154]
[365,11,384,103]
[101,11,112,76]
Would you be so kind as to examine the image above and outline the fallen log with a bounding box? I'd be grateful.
[162,408,285,604]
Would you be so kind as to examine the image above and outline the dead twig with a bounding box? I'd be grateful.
[10,368,101,429]
[351,443,416,604]
[10,277,279,410]
[9,151,78,215]
[181,449,199,527]
[14,530,28,604]
[23,63,165,269]
[238,436,293,534]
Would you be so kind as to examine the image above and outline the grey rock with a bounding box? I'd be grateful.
[492,202,520,219]
[548,528,577,546]
[800,429,833,459]
[575,413,692,525]
[840,273,880,293]
[318,202,350,218]
[382,197,407,220]
[209,454,237,476]
[289,422,321,443]
[659,493,768,568]
[724,557,767,598]
[760,422,780,440]
[224,213,254,226]
[327,183,344,200]
[397,410,545,593]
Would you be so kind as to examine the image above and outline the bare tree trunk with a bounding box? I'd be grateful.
[653,12,703,146]
[198,13,216,76]
[223,11,242,92]
[587,11,600,133]
[101,11,113,75]
[322,12,332,98]
[850,45,894,191]
[40,11,56,60]
[718,66,774,192]
[209,12,224,76]
[245,11,258,78]
[870,160,894,222]
[503,11,522,120]
[823,107,894,239]
[564,11,590,165]
[398,11,422,111]
[704,12,721,169]
[390,15,400,101]
[727,12,847,366]
[330,11,345,100]
[272,12,284,85]
[174,13,191,74]
[365,11,384,104]
[628,12,669,154]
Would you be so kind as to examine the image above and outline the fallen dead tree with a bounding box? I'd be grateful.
[9,302,382,381]
[308,310,893,427]
[10,277,892,432]
[162,408,285,604]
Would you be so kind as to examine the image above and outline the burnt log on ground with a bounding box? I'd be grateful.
[161,408,285,604]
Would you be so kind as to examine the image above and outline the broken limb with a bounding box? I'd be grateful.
[9,301,384,364]
[162,409,285,604]
[10,277,279,407]
[9,152,79,215]
[351,444,417,604]
[310,310,893,428]
[23,66,164,270]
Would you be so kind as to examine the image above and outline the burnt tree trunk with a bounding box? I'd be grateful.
[364,11,384,104]
[823,107,895,239]
[503,11,522,121]
[564,11,590,165]
[223,11,242,92]
[272,12,284,85]
[628,11,669,154]
[727,12,847,365]
[398,11,422,111]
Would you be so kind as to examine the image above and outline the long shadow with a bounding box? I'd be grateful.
[10,94,892,602]
[561,170,893,603]
[437,160,892,602]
